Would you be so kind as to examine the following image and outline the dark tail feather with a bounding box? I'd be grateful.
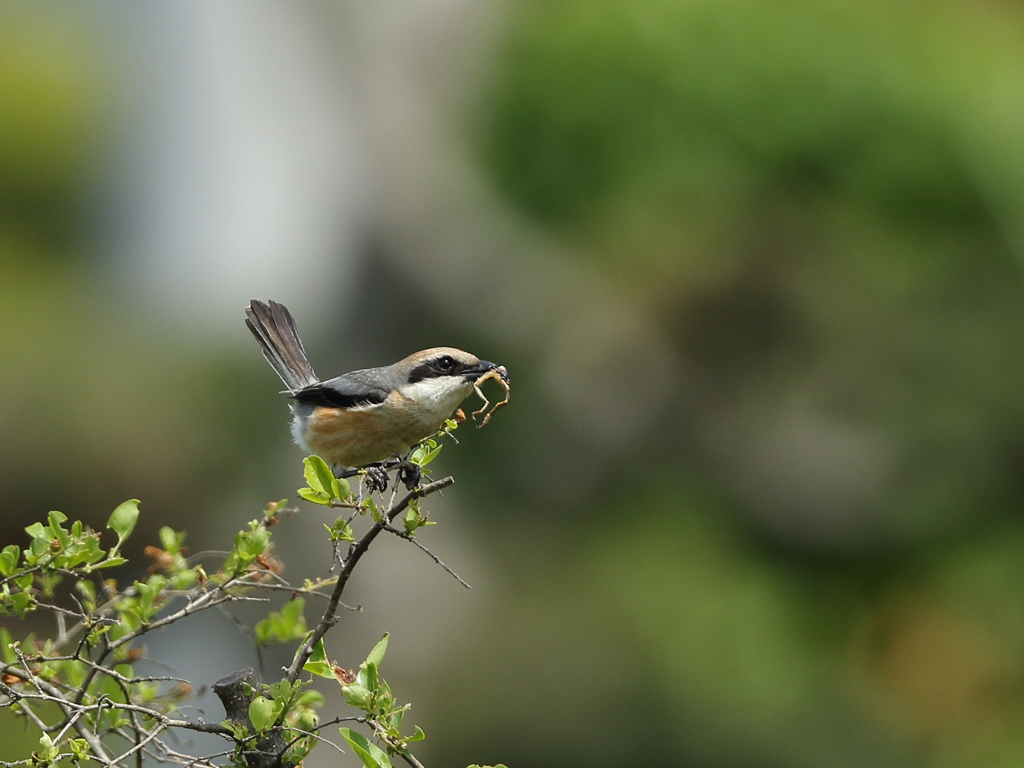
[245,300,319,392]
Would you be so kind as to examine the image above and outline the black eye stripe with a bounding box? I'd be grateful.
[408,355,464,383]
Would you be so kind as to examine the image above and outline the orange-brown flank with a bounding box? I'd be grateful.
[305,403,437,468]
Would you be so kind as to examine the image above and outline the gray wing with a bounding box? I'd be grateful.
[291,368,394,409]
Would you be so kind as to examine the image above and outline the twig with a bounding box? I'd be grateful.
[367,719,428,768]
[285,477,455,684]
[382,525,472,589]
[9,653,112,763]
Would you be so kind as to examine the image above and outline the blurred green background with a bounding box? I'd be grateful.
[5,1,1024,766]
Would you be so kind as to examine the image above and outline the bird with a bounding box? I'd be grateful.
[245,299,506,489]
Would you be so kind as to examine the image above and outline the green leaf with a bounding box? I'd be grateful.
[67,739,89,760]
[331,476,351,500]
[341,682,373,709]
[408,725,426,742]
[418,443,443,467]
[36,733,59,763]
[303,637,335,679]
[298,487,331,505]
[295,689,325,708]
[0,545,19,577]
[0,629,13,663]
[366,633,389,668]
[361,662,379,694]
[158,526,186,554]
[402,508,421,536]
[281,597,304,624]
[325,519,355,543]
[256,598,307,644]
[107,500,141,547]
[364,497,382,522]
[47,511,70,549]
[339,727,393,768]
[303,456,336,495]
[264,498,289,517]
[75,579,96,607]
[248,697,275,733]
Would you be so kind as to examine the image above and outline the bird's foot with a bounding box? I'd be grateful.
[364,466,390,493]
[397,460,422,491]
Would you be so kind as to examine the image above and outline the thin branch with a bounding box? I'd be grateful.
[107,591,236,650]
[278,725,347,757]
[9,653,112,764]
[1,664,233,738]
[110,718,166,767]
[285,476,455,683]
[398,749,428,768]
[367,720,428,768]
[382,525,472,589]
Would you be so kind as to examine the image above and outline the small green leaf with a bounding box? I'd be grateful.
[298,487,331,506]
[402,508,421,536]
[281,596,304,624]
[331,476,351,500]
[303,455,337,495]
[158,526,186,554]
[366,633,389,668]
[74,579,97,610]
[341,682,373,709]
[364,497,382,522]
[265,498,289,517]
[36,733,59,763]
[295,689,325,708]
[67,739,89,760]
[303,637,335,679]
[361,662,379,694]
[248,696,276,733]
[0,629,13,663]
[339,727,392,768]
[256,598,308,644]
[47,511,70,549]
[324,518,355,543]
[408,725,426,742]
[107,500,141,547]
[0,545,19,577]
[418,443,442,467]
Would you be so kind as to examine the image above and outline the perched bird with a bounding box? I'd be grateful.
[245,299,505,487]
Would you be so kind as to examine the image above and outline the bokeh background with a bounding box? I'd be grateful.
[5,1,1024,766]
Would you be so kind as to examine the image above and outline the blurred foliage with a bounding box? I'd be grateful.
[462,0,1024,766]
[0,5,109,246]
[0,6,286,545]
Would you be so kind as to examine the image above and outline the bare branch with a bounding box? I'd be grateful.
[382,525,472,589]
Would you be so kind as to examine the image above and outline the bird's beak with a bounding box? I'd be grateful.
[463,360,508,382]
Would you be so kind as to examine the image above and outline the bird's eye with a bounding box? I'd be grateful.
[436,355,456,372]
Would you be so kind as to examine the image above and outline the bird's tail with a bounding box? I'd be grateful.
[245,300,319,392]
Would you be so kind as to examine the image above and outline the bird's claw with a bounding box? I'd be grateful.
[397,461,422,490]
[364,466,390,493]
